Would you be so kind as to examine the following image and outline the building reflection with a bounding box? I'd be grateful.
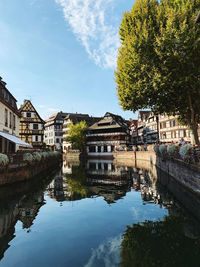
[46,160,133,204]
[0,179,48,261]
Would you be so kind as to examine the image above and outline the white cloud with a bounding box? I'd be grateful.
[55,0,120,69]
[85,235,121,267]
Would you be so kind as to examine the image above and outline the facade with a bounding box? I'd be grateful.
[0,77,23,153]
[62,113,101,153]
[135,110,196,145]
[145,112,159,144]
[129,119,138,145]
[159,114,191,143]
[137,111,151,144]
[86,112,130,158]
[19,100,44,149]
[44,112,68,150]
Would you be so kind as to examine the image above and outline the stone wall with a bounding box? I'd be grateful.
[0,157,60,186]
[114,151,200,196]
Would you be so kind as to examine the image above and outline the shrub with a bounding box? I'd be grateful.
[159,145,167,156]
[23,153,33,163]
[179,144,193,161]
[33,152,42,162]
[154,145,160,154]
[41,152,49,159]
[167,144,178,157]
[0,153,9,167]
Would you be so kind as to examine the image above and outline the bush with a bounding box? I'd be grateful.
[167,144,178,157]
[0,153,9,167]
[33,152,42,161]
[153,145,160,154]
[159,145,167,156]
[23,153,33,163]
[179,144,192,161]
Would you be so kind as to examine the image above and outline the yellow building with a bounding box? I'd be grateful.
[19,100,44,149]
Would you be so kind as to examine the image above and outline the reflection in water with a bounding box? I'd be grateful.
[0,173,54,261]
[121,217,200,267]
[0,159,200,266]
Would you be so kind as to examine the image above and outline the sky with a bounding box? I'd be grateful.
[0,0,136,120]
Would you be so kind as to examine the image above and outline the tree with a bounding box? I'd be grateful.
[65,121,87,151]
[115,0,200,144]
[121,216,200,267]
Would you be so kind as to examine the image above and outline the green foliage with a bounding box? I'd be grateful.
[115,0,200,143]
[64,165,88,200]
[121,216,200,267]
[65,121,87,151]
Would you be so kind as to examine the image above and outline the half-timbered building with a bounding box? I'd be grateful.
[19,100,44,149]
[86,112,130,158]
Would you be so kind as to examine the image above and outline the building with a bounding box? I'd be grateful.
[129,119,138,145]
[19,100,45,149]
[137,111,151,144]
[0,77,31,153]
[159,114,191,143]
[86,112,130,158]
[145,112,159,144]
[44,112,68,150]
[62,113,101,153]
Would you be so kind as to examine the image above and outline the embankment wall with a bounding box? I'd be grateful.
[114,151,200,196]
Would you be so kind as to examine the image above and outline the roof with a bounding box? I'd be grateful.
[19,100,45,123]
[88,112,128,130]
[45,112,69,123]
[65,113,101,126]
[0,131,32,148]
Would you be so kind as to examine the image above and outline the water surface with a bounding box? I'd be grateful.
[0,160,199,267]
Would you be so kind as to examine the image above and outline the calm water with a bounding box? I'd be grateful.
[0,159,200,267]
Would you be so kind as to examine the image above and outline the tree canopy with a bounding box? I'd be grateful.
[65,121,87,151]
[121,216,200,267]
[115,0,200,144]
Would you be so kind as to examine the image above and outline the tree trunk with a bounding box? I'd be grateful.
[190,123,199,145]
[188,94,199,145]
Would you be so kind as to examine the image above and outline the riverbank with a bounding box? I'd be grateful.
[0,152,61,186]
[114,151,200,196]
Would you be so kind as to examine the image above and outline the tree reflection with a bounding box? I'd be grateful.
[64,165,89,200]
[121,216,200,267]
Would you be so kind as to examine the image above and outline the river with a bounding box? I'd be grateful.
[0,159,199,267]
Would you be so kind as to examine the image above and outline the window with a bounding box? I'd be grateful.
[13,115,16,130]
[171,131,176,138]
[5,109,8,126]
[56,138,59,143]
[10,112,12,128]
[104,146,108,152]
[27,112,31,118]
[89,146,95,152]
[98,146,101,153]
[33,124,38,130]
[35,136,38,142]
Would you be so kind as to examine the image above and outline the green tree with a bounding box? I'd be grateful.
[115,0,200,144]
[121,216,200,267]
[65,121,87,151]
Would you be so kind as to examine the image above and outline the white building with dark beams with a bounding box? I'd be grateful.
[44,112,69,150]
[86,112,130,158]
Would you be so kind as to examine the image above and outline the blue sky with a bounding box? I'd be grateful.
[0,0,136,120]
